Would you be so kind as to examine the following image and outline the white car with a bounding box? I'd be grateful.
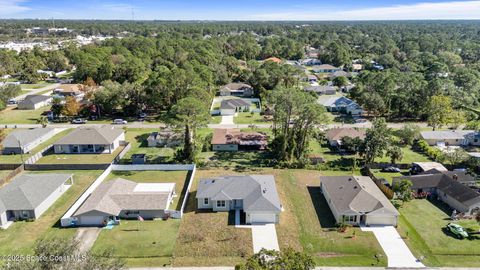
[112,119,127,125]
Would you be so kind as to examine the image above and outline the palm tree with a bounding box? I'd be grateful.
[36,116,49,128]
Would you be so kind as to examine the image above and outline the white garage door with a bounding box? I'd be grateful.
[367,215,397,226]
[249,213,276,224]
[79,215,105,226]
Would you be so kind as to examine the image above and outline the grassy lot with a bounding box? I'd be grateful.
[0,128,72,164]
[105,170,189,211]
[0,106,50,124]
[172,169,253,267]
[36,145,125,164]
[210,115,222,124]
[199,151,273,169]
[0,170,103,255]
[370,169,408,184]
[397,199,480,267]
[91,219,180,267]
[376,146,431,164]
[119,128,176,164]
[20,82,52,90]
[233,112,270,124]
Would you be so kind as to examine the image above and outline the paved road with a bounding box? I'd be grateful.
[14,83,60,101]
[361,226,425,268]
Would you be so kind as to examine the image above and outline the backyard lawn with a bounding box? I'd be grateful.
[233,112,270,124]
[36,145,125,164]
[0,170,103,255]
[398,199,480,267]
[0,106,50,124]
[370,169,408,184]
[105,170,190,211]
[0,128,72,164]
[91,219,180,267]
[119,128,175,164]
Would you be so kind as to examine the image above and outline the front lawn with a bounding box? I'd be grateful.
[0,170,103,255]
[91,219,180,267]
[36,145,125,164]
[105,170,190,211]
[398,199,480,267]
[0,106,50,124]
[376,147,431,164]
[233,112,270,124]
[119,128,175,164]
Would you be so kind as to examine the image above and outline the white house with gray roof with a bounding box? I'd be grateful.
[420,130,480,146]
[320,176,399,226]
[196,175,282,224]
[0,174,73,229]
[53,126,125,154]
[17,95,52,110]
[1,128,56,155]
[71,178,175,226]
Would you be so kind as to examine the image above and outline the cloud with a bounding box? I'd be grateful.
[0,0,31,15]
[249,1,480,20]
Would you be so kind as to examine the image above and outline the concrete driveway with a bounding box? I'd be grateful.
[219,115,234,126]
[250,224,280,253]
[361,226,425,268]
[75,227,101,253]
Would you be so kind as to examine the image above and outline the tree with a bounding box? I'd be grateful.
[62,96,81,117]
[333,76,348,87]
[448,111,466,129]
[36,116,49,128]
[235,248,314,270]
[7,236,124,270]
[443,148,469,166]
[426,95,453,130]
[393,179,413,204]
[387,145,404,164]
[170,97,210,163]
[341,136,364,154]
[396,124,420,145]
[363,118,391,164]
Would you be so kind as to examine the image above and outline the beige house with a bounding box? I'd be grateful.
[211,129,268,151]
[72,178,176,226]
[420,130,476,146]
[53,126,125,154]
[325,128,366,147]
[219,83,254,97]
[320,176,399,226]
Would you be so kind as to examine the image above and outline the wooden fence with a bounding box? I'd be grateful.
[0,164,24,187]
[362,167,395,199]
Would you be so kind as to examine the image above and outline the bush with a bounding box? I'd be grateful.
[415,139,444,161]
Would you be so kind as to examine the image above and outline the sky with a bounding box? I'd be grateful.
[1,0,480,20]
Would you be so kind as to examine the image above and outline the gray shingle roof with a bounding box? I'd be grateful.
[220,83,253,92]
[53,126,124,145]
[320,176,399,216]
[74,178,173,216]
[2,128,54,148]
[196,175,282,212]
[420,130,474,140]
[220,99,251,110]
[18,95,51,106]
[0,174,72,211]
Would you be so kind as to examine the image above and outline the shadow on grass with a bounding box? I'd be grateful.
[307,186,337,229]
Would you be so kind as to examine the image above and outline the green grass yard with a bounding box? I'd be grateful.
[398,199,480,267]
[0,170,103,255]
[0,106,50,124]
[119,128,176,164]
[36,145,124,164]
[233,112,270,124]
[91,219,180,267]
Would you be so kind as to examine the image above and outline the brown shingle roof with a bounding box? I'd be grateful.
[211,129,267,148]
[325,128,366,141]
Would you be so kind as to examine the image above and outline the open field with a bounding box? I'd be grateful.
[0,170,103,255]
[119,128,176,164]
[0,106,50,124]
[37,145,125,164]
[398,199,480,267]
[0,128,72,164]
[92,219,180,267]
[105,170,190,211]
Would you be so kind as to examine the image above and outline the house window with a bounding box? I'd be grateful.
[216,200,226,208]
[475,139,478,143]
[344,215,357,222]
[204,198,209,205]
[22,211,29,218]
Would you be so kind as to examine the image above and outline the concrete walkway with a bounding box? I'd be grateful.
[251,224,279,253]
[361,226,425,268]
[219,115,234,126]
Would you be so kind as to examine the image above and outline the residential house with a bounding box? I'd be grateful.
[420,130,479,146]
[53,84,86,100]
[196,175,282,224]
[17,95,52,110]
[147,130,182,147]
[325,128,366,147]
[212,129,267,151]
[329,70,351,79]
[393,172,480,216]
[410,162,448,174]
[220,99,251,116]
[2,128,56,155]
[304,85,337,95]
[319,96,364,116]
[300,58,322,66]
[320,176,399,226]
[53,126,125,154]
[219,83,254,97]
[0,174,73,229]
[307,74,318,83]
[312,64,341,73]
[72,178,176,226]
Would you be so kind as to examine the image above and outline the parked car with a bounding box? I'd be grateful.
[355,118,368,123]
[381,166,401,173]
[7,99,17,105]
[138,112,147,118]
[113,119,127,125]
[446,223,469,239]
[71,118,87,124]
